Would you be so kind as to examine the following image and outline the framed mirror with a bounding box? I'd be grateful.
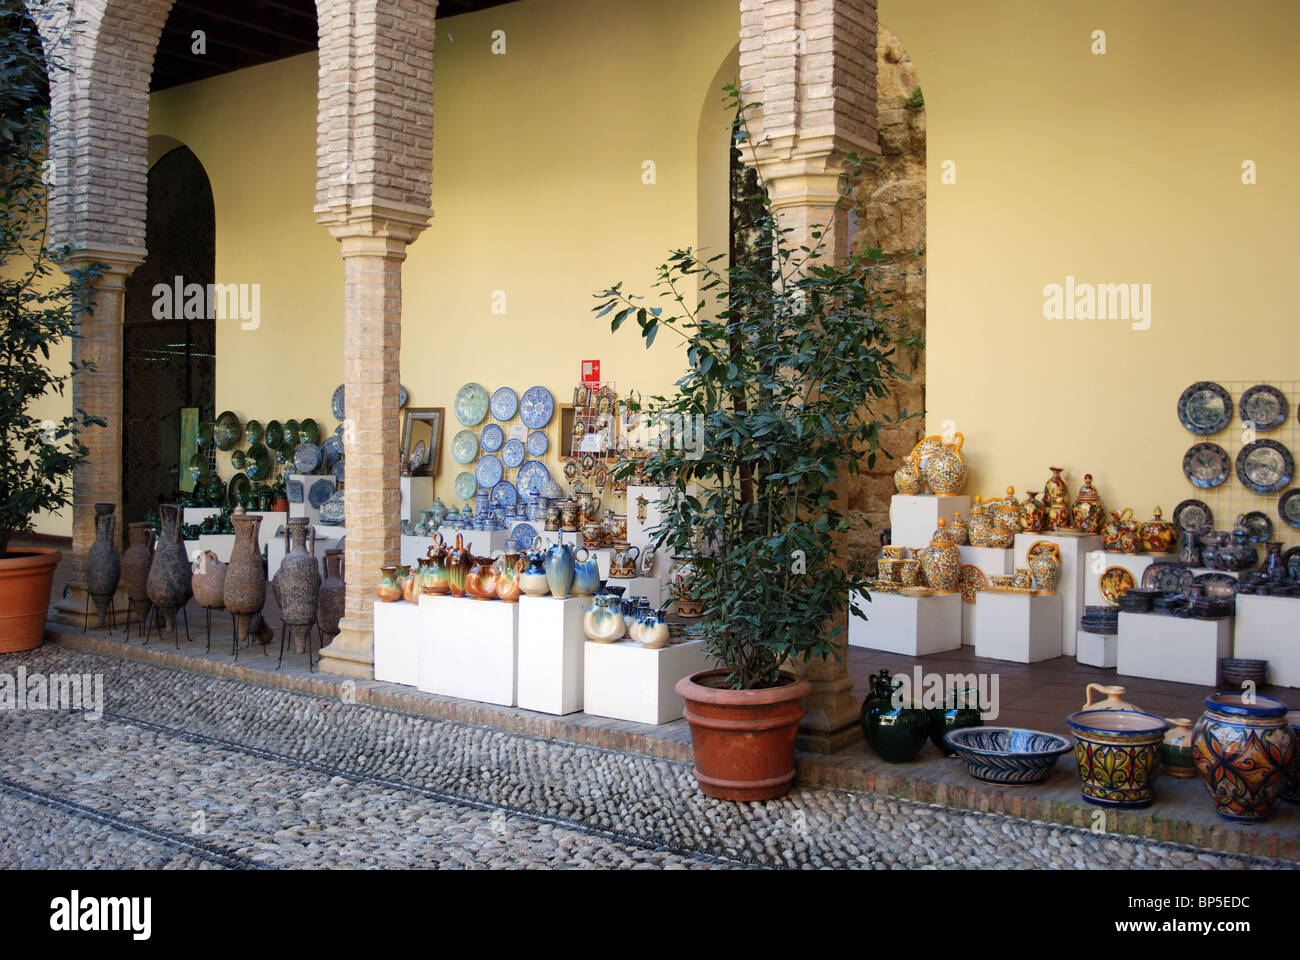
[401,407,444,477]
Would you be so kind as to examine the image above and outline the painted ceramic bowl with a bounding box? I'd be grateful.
[1067,710,1168,808]
[944,727,1072,785]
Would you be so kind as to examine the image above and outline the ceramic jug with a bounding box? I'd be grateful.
[1018,491,1046,533]
[1027,542,1061,593]
[609,542,640,579]
[423,536,450,595]
[519,548,551,597]
[860,669,929,763]
[465,555,499,600]
[1217,520,1258,571]
[923,433,967,496]
[191,550,227,611]
[1080,683,1142,713]
[1179,528,1202,568]
[559,499,580,532]
[1139,507,1177,554]
[582,519,604,548]
[376,565,403,602]
[544,540,577,599]
[1072,473,1106,534]
[495,557,524,603]
[639,607,671,649]
[1161,718,1196,779]
[445,534,472,597]
[571,547,601,597]
[583,594,626,643]
[1101,508,1137,552]
[894,456,923,496]
[84,502,121,626]
[920,518,961,593]
[578,487,603,523]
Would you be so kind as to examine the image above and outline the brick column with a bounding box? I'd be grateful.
[316,207,429,678]
[51,246,144,628]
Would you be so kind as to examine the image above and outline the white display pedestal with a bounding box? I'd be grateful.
[847,590,961,656]
[960,599,975,646]
[1083,551,1155,606]
[1232,594,1300,688]
[401,535,433,568]
[248,511,288,550]
[972,591,1064,663]
[560,530,585,550]
[890,495,970,552]
[182,506,220,526]
[1015,532,1101,658]
[604,575,662,607]
[1116,612,1232,686]
[399,476,435,523]
[958,545,1014,578]
[417,595,519,706]
[373,600,424,686]
[1076,630,1118,669]
[197,533,235,563]
[289,475,333,524]
[582,638,713,725]
[517,596,587,715]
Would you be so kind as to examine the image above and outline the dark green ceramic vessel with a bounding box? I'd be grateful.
[928,690,984,756]
[861,669,929,763]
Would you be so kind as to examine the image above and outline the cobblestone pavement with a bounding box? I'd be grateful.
[0,646,1293,870]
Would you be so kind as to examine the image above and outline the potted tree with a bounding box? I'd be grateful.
[0,5,105,651]
[594,86,920,800]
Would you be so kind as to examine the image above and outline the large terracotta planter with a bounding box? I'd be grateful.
[676,669,811,801]
[0,548,61,652]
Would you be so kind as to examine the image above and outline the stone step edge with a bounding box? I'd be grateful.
[45,624,1298,863]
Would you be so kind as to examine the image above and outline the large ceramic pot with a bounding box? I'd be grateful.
[1067,709,1169,808]
[1191,694,1295,822]
[191,550,227,610]
[277,518,320,651]
[544,541,577,599]
[861,669,929,762]
[919,518,961,593]
[223,512,267,647]
[676,669,811,801]
[83,502,121,626]
[317,549,345,640]
[0,548,62,652]
[146,504,193,633]
[927,687,984,756]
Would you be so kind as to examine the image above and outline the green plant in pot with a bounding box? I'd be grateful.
[595,85,920,801]
[0,6,106,651]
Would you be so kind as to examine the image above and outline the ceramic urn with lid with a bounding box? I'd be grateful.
[919,518,961,593]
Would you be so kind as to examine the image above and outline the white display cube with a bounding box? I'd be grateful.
[182,506,220,526]
[560,530,585,550]
[401,535,434,568]
[972,591,1064,663]
[960,598,975,646]
[289,474,333,524]
[1232,594,1300,688]
[582,638,714,725]
[847,590,962,656]
[889,495,970,552]
[373,600,424,686]
[248,511,288,552]
[1116,612,1231,686]
[1015,532,1101,657]
[416,595,519,706]
[404,476,435,522]
[1076,630,1118,669]
[517,596,587,715]
[196,533,235,563]
[604,575,662,607]
[958,545,1014,578]
[1083,550,1155,606]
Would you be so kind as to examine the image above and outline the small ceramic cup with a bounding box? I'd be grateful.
[989,575,1015,590]
[881,545,903,561]
[1012,568,1032,589]
[899,559,921,588]
[877,559,898,584]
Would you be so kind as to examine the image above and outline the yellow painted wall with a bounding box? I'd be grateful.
[880,0,1300,527]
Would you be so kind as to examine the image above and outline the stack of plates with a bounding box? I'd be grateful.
[1079,606,1119,634]
[1116,590,1156,613]
[1220,658,1268,685]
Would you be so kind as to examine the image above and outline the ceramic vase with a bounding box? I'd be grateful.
[1067,709,1168,808]
[146,504,192,633]
[639,608,671,649]
[571,548,600,597]
[376,565,403,602]
[544,541,577,599]
[317,550,345,640]
[223,513,267,647]
[1192,694,1294,822]
[1027,542,1061,593]
[122,521,155,630]
[445,535,471,597]
[920,519,961,593]
[277,518,320,652]
[83,502,121,626]
[1018,492,1046,533]
[191,550,227,610]
[1161,718,1196,779]
[946,512,968,546]
[927,688,983,756]
[1262,541,1284,580]
[1071,474,1105,534]
[1179,529,1202,567]
[893,457,922,496]
[860,670,929,762]
[583,594,625,643]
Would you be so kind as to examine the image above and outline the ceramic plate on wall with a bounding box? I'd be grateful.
[1177,381,1232,435]
[214,411,242,451]
[299,418,320,445]
[519,386,555,429]
[491,387,518,422]
[958,565,986,605]
[1172,498,1213,534]
[481,422,504,453]
[453,471,477,500]
[1278,490,1300,529]
[244,419,263,444]
[516,459,550,495]
[475,453,503,489]
[501,437,526,469]
[451,429,479,464]
[332,459,345,483]
[308,478,334,508]
[228,473,251,507]
[1242,510,1273,543]
[286,480,304,504]
[321,435,344,469]
[526,430,548,457]
[292,442,320,474]
[455,382,490,426]
[1099,566,1136,605]
[1182,442,1230,488]
[1235,439,1293,494]
[331,385,345,422]
[510,522,538,551]
[1282,545,1300,578]
[1239,384,1288,431]
[264,420,284,450]
[491,480,517,508]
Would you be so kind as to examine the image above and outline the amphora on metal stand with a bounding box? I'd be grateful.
[145,504,193,643]
[223,511,266,658]
[83,502,121,630]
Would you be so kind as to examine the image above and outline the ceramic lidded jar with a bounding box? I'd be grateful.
[1139,507,1177,554]
[224,512,267,646]
[946,512,968,546]
[1192,694,1295,822]
[84,502,121,626]
[966,497,991,547]
[922,433,967,496]
[1018,491,1046,533]
[920,518,961,593]
[893,456,923,496]
[1071,473,1106,534]
[146,504,193,633]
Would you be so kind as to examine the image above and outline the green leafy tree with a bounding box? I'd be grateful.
[594,84,921,689]
[0,0,105,556]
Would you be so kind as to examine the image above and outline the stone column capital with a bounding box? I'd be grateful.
[56,243,148,290]
[316,198,433,257]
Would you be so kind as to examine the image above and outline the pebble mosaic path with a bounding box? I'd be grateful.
[0,646,1292,870]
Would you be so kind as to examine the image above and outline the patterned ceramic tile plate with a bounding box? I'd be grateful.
[510,522,538,551]
[1177,381,1232,435]
[481,422,504,453]
[1182,442,1230,488]
[1099,566,1136,605]
[1279,490,1300,529]
[286,480,304,504]
[292,442,320,474]
[501,437,526,469]
[1242,510,1273,543]
[1239,384,1288,431]
[526,430,548,457]
[331,384,345,421]
[1172,498,1213,534]
[308,478,334,509]
[455,382,490,426]
[475,453,503,489]
[519,386,555,429]
[399,385,409,409]
[491,480,517,508]
[958,564,987,604]
[1141,560,1193,595]
[1193,572,1239,600]
[491,387,518,422]
[453,471,477,500]
[516,459,550,495]
[451,429,479,465]
[321,435,344,469]
[333,459,345,483]
[1235,439,1293,494]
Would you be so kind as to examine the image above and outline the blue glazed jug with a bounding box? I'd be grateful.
[571,547,600,597]
[544,540,577,599]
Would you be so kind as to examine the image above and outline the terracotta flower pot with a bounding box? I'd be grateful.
[675,669,811,801]
[0,548,62,652]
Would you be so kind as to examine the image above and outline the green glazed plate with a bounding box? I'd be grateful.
[299,417,320,446]
[453,471,477,500]
[245,442,271,481]
[196,420,213,447]
[244,419,263,444]
[264,419,284,449]
[187,453,209,481]
[213,411,242,451]
[284,419,300,443]
[451,429,479,464]
[230,449,247,471]
[227,473,251,507]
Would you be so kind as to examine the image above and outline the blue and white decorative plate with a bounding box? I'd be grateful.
[491,387,518,422]
[453,471,477,500]
[451,429,479,465]
[1182,442,1230,489]
[501,437,526,469]
[481,422,504,453]
[308,478,334,509]
[1236,439,1293,494]
[476,454,504,489]
[286,480,304,504]
[294,442,321,474]
[331,384,345,422]
[333,459,345,483]
[321,435,344,469]
[491,480,517,508]
[510,522,538,551]
[516,459,551,495]
[1177,381,1232,436]
[455,382,490,426]
[399,384,409,409]
[526,430,548,457]
[519,386,554,429]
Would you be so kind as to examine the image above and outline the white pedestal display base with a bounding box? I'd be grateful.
[197,533,235,563]
[417,595,519,705]
[889,495,970,551]
[1231,595,1300,688]
[182,507,220,526]
[404,476,435,523]
[972,591,1064,663]
[1015,532,1101,658]
[627,485,678,553]
[1116,613,1232,686]
[1083,551,1156,606]
[517,596,587,715]
[847,590,961,656]
[401,535,433,568]
[1076,630,1118,669]
[582,639,713,724]
[957,545,1014,578]
[961,600,975,646]
[373,600,424,686]
[603,576,662,607]
[289,474,333,524]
